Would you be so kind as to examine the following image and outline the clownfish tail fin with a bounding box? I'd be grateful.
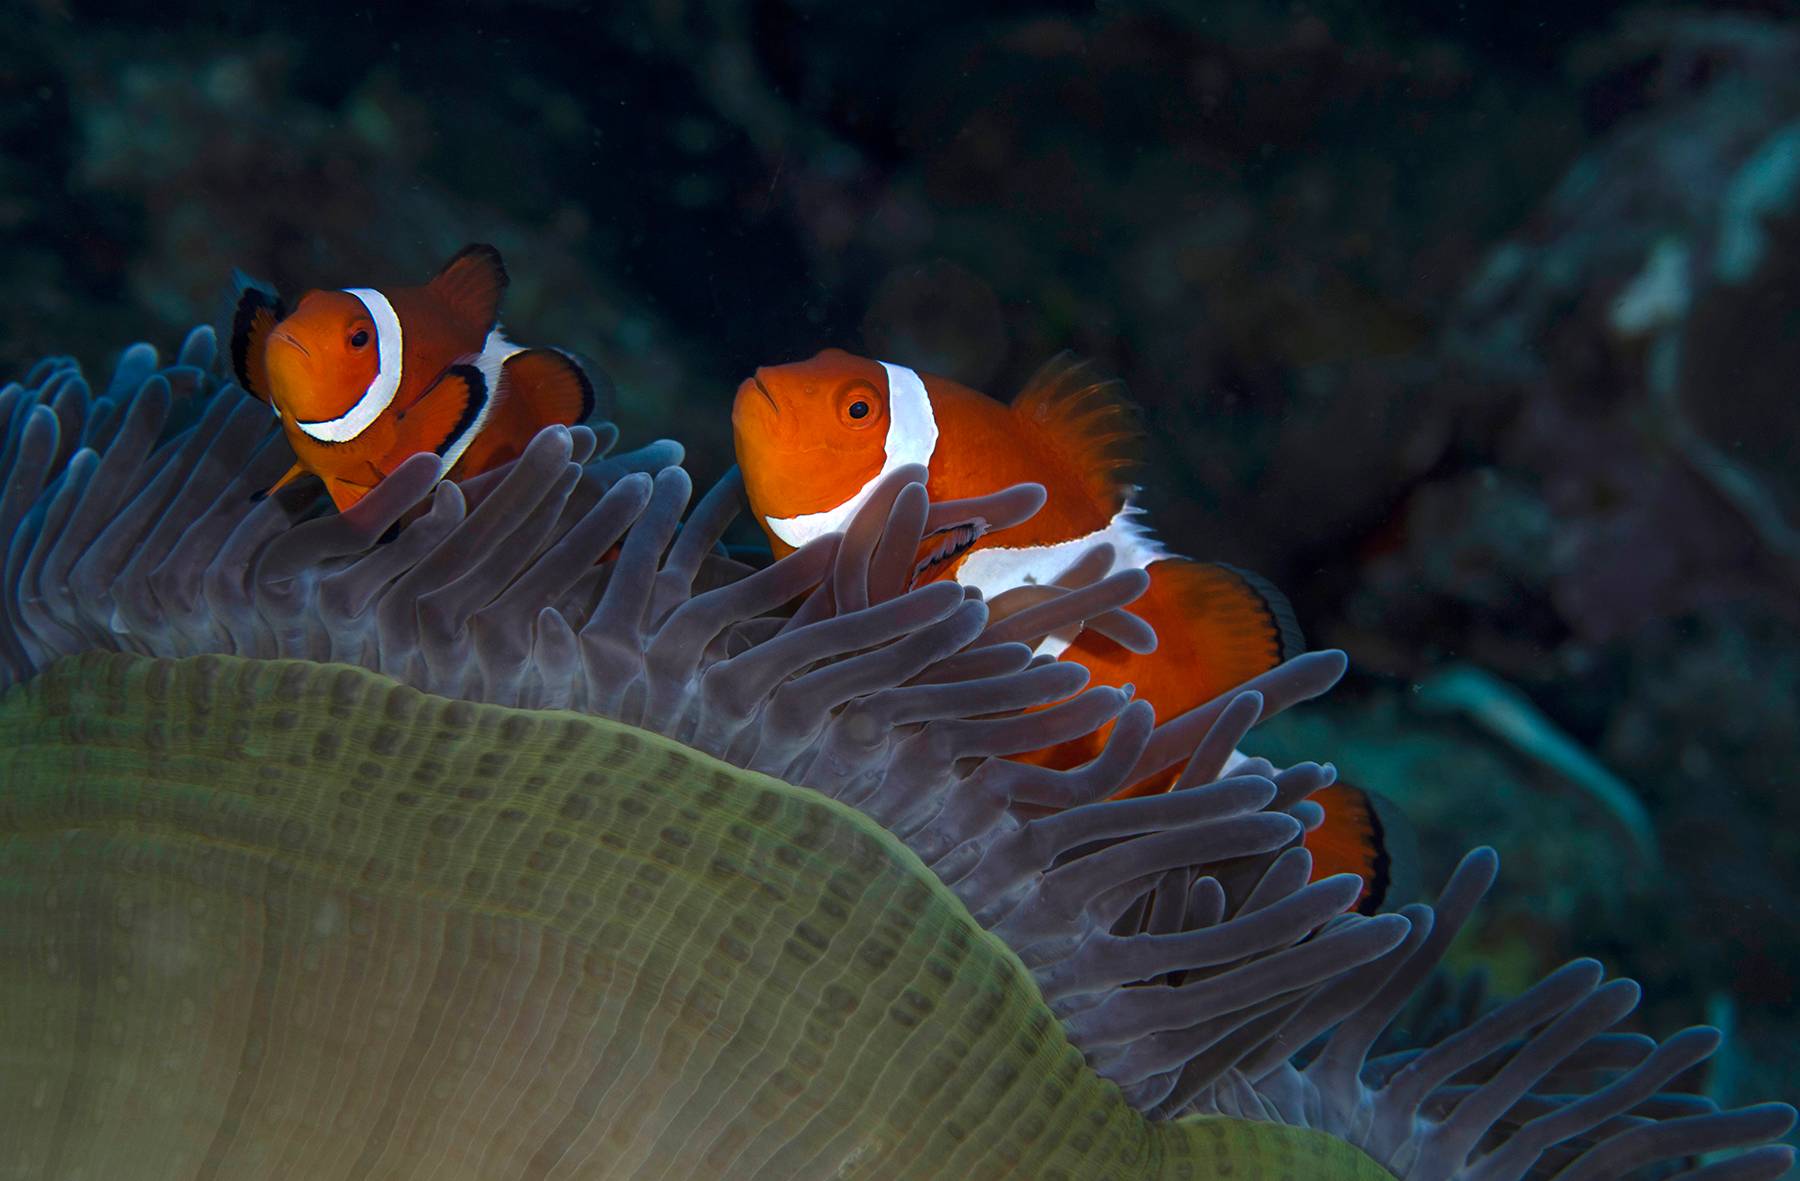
[1010,352,1145,513]
[228,271,285,403]
[446,349,594,480]
[430,244,509,336]
[1304,781,1413,915]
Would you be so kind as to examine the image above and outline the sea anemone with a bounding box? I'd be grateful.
[0,328,1792,1179]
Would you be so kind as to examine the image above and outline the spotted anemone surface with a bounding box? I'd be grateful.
[0,329,1793,1180]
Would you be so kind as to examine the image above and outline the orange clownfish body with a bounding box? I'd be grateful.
[733,348,1392,909]
[230,244,593,511]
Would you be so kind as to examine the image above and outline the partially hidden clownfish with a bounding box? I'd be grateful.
[229,244,593,510]
[732,348,1393,909]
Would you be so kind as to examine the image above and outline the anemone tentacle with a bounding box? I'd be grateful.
[0,332,1792,1180]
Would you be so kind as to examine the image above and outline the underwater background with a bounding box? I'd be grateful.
[3,0,1797,1168]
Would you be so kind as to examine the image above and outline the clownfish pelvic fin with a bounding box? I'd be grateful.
[253,460,312,504]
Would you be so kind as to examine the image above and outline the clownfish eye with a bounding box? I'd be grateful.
[837,381,880,428]
[349,329,371,349]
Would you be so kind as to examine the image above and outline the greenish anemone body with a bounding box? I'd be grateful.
[1,652,1387,1180]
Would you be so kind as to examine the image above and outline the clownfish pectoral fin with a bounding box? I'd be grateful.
[228,272,286,403]
[1304,782,1413,915]
[428,244,509,336]
[1010,352,1145,514]
[394,363,488,462]
[448,349,595,478]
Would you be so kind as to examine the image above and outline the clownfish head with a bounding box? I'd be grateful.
[263,289,388,432]
[732,348,940,557]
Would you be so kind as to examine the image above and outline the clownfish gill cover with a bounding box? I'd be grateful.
[4,5,1800,1178]
[0,331,1792,1179]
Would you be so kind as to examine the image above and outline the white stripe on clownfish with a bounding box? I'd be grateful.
[435,327,523,478]
[763,361,939,549]
[955,501,1168,657]
[294,288,405,444]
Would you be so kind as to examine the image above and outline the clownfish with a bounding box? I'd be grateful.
[229,244,594,510]
[732,348,1392,909]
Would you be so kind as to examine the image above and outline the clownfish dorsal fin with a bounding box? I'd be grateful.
[1211,560,1307,661]
[228,271,286,403]
[428,244,509,335]
[1009,352,1144,514]
[447,349,595,478]
[502,348,594,427]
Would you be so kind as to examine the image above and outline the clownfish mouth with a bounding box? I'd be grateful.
[751,374,778,415]
[913,520,984,585]
[268,329,311,359]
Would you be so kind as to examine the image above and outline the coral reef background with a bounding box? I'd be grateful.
[3,0,1797,1148]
